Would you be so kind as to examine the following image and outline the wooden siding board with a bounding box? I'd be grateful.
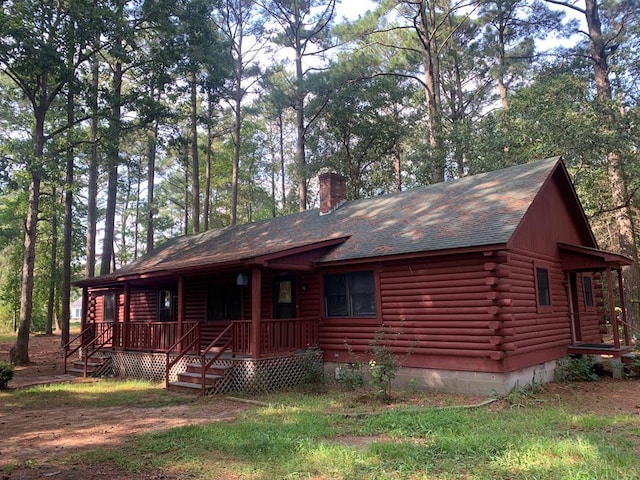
[511,172,592,253]
[498,249,572,362]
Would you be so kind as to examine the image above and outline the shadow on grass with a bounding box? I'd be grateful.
[0,379,196,411]
[78,402,640,480]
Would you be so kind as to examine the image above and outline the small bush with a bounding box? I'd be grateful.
[369,341,398,402]
[0,361,14,389]
[555,355,599,382]
[334,363,364,390]
[300,346,324,385]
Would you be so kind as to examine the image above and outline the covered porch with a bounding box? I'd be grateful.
[68,240,338,392]
[559,243,634,358]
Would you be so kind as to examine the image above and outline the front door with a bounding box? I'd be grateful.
[274,277,296,319]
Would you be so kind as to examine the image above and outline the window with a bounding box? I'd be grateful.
[158,290,173,322]
[324,271,376,317]
[103,293,116,322]
[207,285,241,320]
[583,275,594,307]
[535,267,551,307]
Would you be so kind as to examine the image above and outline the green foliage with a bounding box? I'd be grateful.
[334,362,365,390]
[368,336,398,403]
[0,361,14,389]
[555,355,600,382]
[67,388,640,480]
[300,346,324,385]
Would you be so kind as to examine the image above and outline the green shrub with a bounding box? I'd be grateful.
[334,363,364,390]
[369,341,398,402]
[300,346,324,385]
[555,355,599,382]
[0,361,14,389]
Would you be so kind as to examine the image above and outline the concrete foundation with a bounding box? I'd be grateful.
[324,360,558,396]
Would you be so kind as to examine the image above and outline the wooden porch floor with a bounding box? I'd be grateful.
[567,343,632,357]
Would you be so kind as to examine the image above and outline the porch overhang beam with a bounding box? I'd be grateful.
[558,243,632,272]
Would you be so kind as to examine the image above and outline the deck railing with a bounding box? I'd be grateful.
[232,317,319,355]
[113,321,199,352]
[81,318,318,356]
[63,322,115,374]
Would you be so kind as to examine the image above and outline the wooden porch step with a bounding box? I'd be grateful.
[168,362,233,395]
[67,355,112,378]
[176,371,225,385]
[185,363,233,375]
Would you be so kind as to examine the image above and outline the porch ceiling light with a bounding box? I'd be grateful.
[237,273,249,286]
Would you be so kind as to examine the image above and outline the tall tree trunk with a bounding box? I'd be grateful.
[10,105,46,364]
[204,97,213,231]
[584,0,640,328]
[146,121,158,253]
[416,0,446,183]
[101,58,122,275]
[230,75,242,226]
[184,143,190,235]
[294,34,307,211]
[134,162,141,259]
[46,186,58,335]
[86,44,99,277]
[279,111,286,210]
[61,81,74,346]
[190,70,200,234]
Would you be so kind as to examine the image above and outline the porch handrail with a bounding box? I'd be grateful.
[63,325,94,374]
[199,322,234,395]
[164,322,201,389]
[81,324,114,376]
[63,323,114,376]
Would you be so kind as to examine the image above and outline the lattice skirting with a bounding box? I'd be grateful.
[110,350,322,394]
[110,351,200,382]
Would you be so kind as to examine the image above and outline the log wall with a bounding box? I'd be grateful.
[318,247,585,374]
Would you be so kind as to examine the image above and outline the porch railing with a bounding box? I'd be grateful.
[78,318,318,356]
[165,322,202,389]
[232,317,319,355]
[113,321,199,352]
[63,322,114,375]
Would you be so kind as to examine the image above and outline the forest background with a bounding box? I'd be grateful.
[0,0,638,363]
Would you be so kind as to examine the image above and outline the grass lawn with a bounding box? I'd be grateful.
[2,378,640,479]
[68,384,640,480]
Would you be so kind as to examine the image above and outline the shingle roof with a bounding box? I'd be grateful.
[102,157,562,279]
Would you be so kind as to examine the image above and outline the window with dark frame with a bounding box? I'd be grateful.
[535,267,551,307]
[103,292,116,322]
[583,275,594,307]
[207,285,242,320]
[158,290,173,321]
[324,271,376,317]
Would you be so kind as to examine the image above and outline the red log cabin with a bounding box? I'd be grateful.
[70,157,632,394]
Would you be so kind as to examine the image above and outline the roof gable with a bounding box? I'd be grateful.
[85,157,566,283]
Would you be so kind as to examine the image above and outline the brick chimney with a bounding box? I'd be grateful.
[319,172,347,215]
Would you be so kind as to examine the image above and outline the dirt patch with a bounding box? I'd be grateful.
[2,334,640,479]
[0,334,250,479]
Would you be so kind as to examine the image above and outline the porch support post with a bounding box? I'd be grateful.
[123,283,130,349]
[251,267,262,359]
[606,267,621,349]
[81,287,88,330]
[616,268,630,346]
[178,276,185,353]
